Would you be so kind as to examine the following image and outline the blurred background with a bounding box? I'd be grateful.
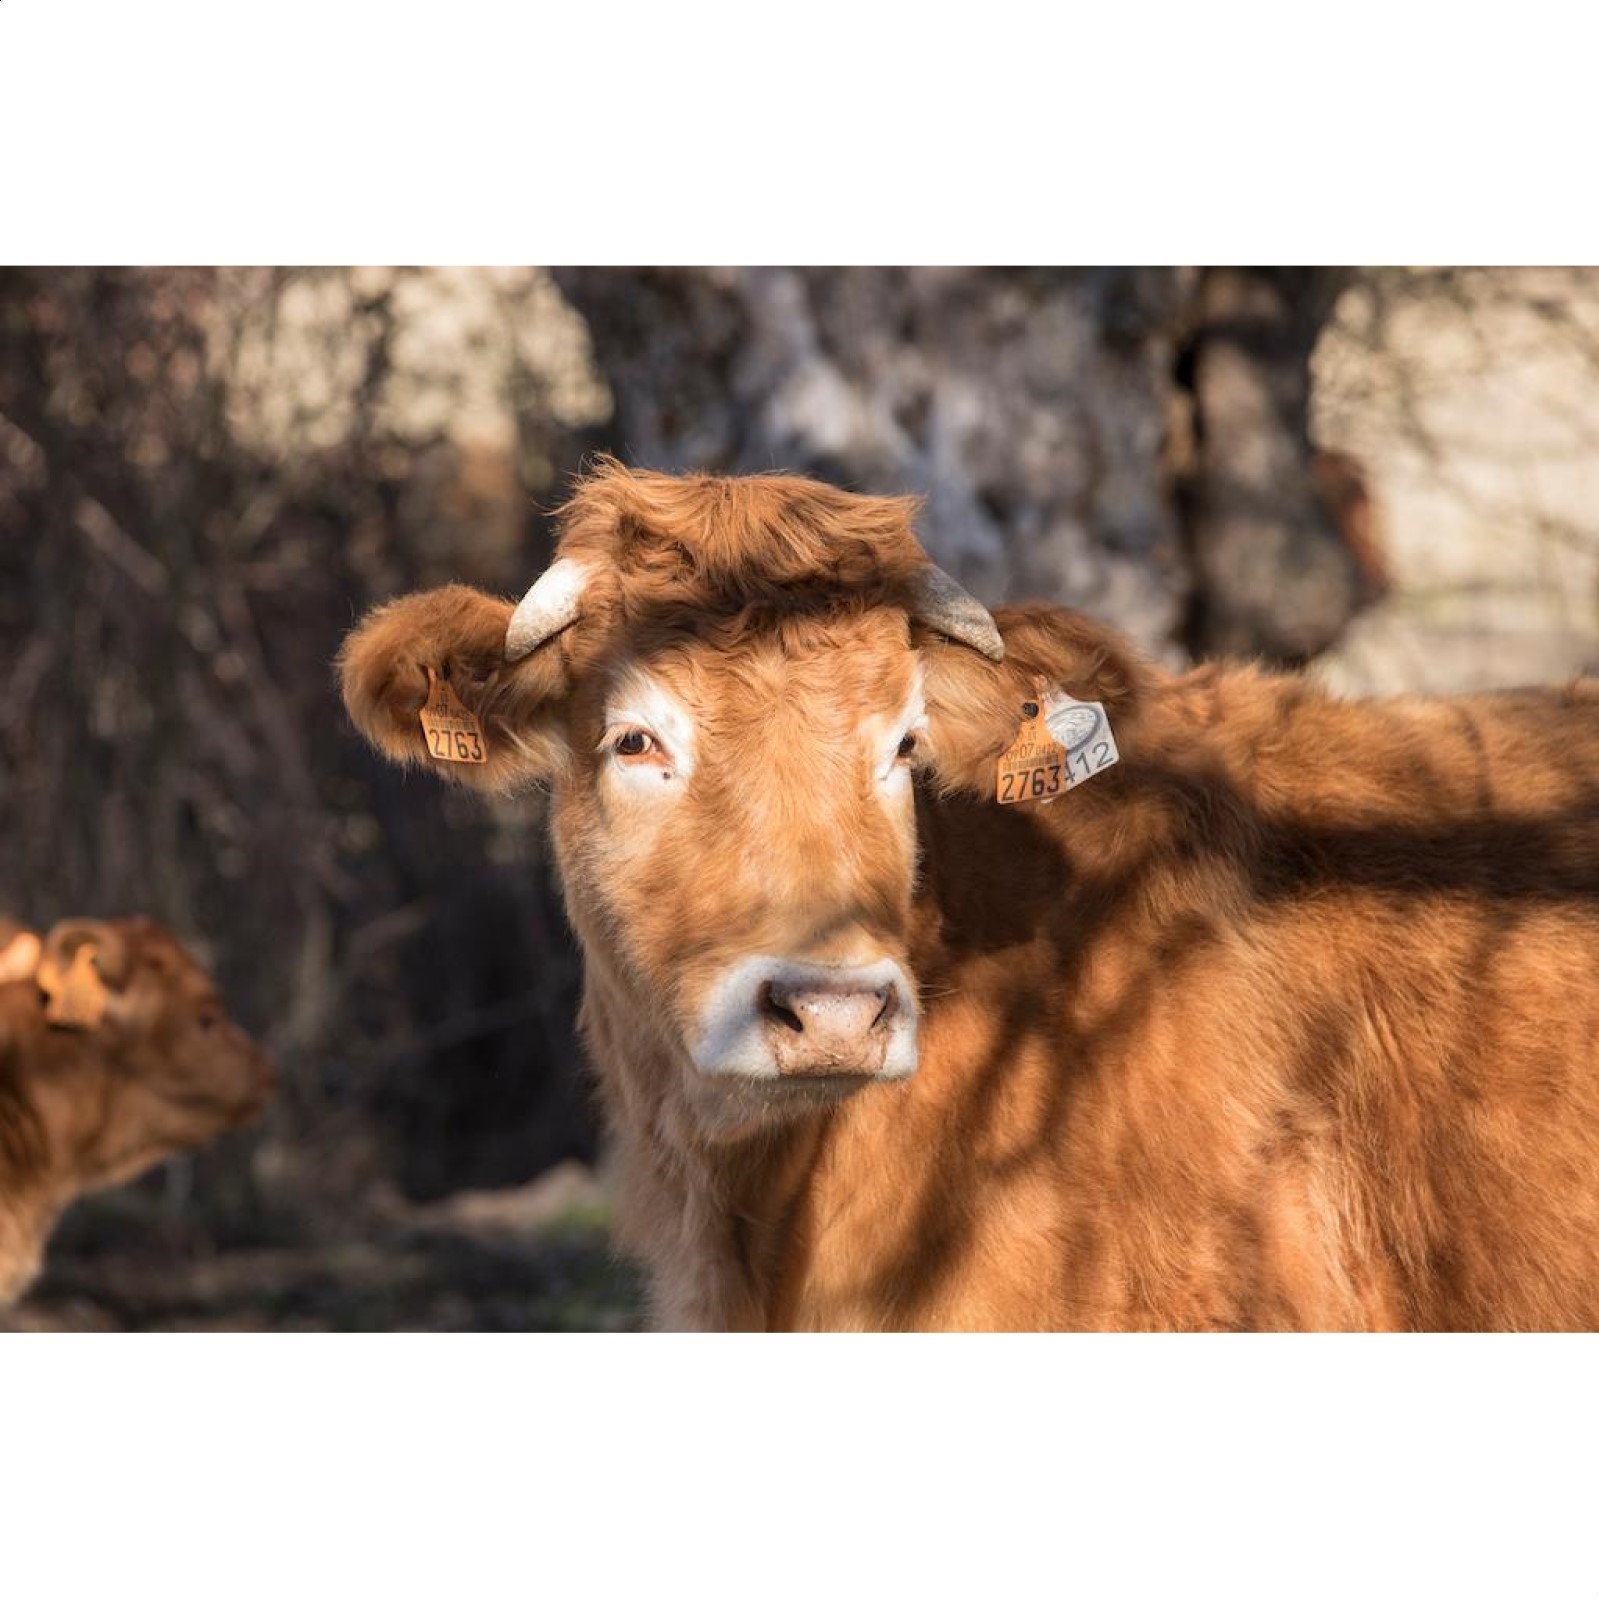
[3,265,1599,1330]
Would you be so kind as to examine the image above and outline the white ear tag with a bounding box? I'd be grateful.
[1040,688,1120,794]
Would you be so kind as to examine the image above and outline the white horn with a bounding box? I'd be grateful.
[909,564,1005,662]
[504,558,591,662]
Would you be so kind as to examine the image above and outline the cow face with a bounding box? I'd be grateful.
[27,918,277,1193]
[341,466,1016,1127]
[559,606,927,1115]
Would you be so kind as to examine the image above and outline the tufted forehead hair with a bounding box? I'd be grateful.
[551,459,931,648]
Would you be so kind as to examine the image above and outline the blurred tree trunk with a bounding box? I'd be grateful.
[555,265,1369,666]
[1177,266,1365,662]
[0,268,597,1218]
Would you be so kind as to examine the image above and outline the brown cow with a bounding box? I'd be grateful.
[341,461,1599,1330]
[0,917,276,1307]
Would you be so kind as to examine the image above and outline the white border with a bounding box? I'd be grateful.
[3,1334,1596,1597]
[5,1,1599,262]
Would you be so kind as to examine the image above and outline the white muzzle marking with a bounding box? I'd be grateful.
[691,956,919,1082]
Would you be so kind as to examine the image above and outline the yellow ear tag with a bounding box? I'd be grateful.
[419,667,487,765]
[996,686,1070,806]
[38,944,109,1031]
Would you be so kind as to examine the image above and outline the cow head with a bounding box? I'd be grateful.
[18,917,277,1193]
[341,465,1047,1131]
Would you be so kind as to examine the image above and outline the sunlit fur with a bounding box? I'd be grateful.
[0,921,40,985]
[343,461,1599,1330]
[0,917,276,1306]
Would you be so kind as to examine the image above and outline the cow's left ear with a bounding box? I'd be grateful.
[339,584,572,792]
[918,605,1149,797]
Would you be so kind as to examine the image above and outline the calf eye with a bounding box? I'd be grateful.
[896,732,918,760]
[613,730,656,759]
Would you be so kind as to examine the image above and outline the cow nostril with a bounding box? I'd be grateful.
[871,985,896,1031]
[758,982,805,1034]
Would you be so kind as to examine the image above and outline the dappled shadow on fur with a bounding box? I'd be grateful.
[802,693,1599,1328]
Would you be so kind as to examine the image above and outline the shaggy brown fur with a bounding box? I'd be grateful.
[342,462,1599,1330]
[0,917,276,1306]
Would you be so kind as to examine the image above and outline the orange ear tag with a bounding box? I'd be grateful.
[38,944,109,1031]
[419,667,488,765]
[996,688,1070,806]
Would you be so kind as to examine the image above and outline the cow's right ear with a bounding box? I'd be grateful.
[339,584,571,792]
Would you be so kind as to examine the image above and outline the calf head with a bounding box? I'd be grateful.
[341,464,1073,1131]
[10,917,277,1195]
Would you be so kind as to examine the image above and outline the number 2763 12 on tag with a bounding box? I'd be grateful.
[995,691,1119,805]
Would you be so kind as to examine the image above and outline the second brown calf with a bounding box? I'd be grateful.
[0,916,276,1307]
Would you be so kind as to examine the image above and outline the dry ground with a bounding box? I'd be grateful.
[0,1161,644,1333]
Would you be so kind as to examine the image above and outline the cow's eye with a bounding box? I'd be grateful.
[896,732,918,761]
[613,730,656,759]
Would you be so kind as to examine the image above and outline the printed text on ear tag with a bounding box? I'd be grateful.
[996,697,1069,804]
[419,667,487,765]
[1040,687,1120,790]
[996,686,1121,805]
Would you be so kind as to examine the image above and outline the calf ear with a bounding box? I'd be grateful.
[339,584,571,792]
[40,920,131,987]
[37,920,130,1031]
[0,922,41,984]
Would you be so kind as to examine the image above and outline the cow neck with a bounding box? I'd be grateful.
[0,992,144,1215]
[0,1029,57,1308]
[910,782,1098,957]
[0,1207,50,1308]
[648,1083,833,1331]
[0,1002,51,1181]
[662,1106,830,1333]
